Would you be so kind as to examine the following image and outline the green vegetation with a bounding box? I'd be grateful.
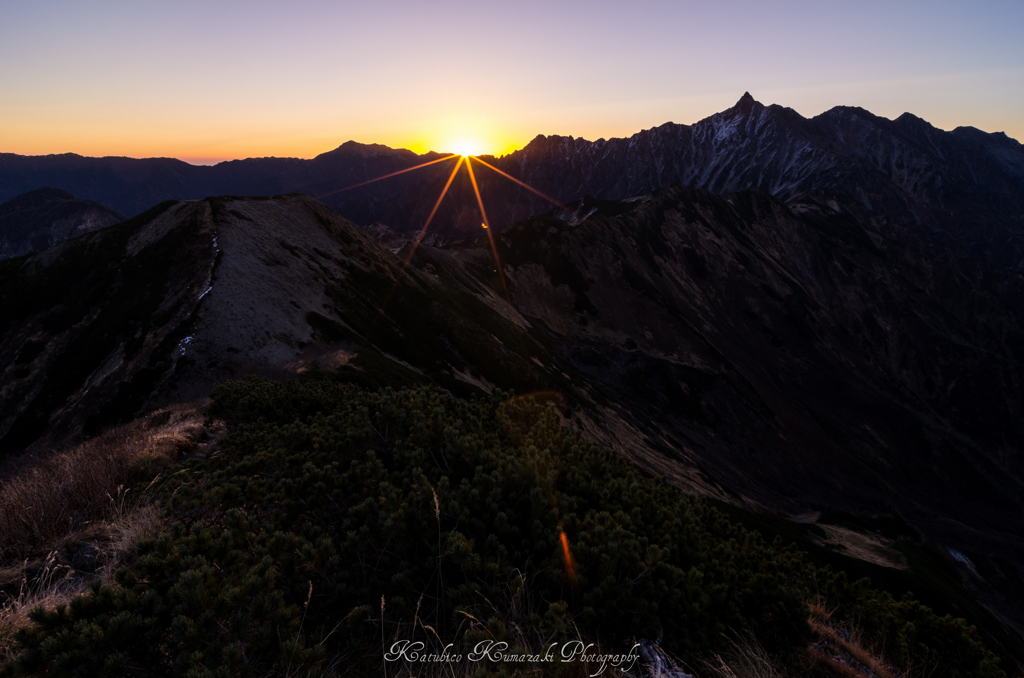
[1,378,1007,677]
[708,500,1024,672]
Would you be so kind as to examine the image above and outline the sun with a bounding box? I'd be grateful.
[451,139,483,157]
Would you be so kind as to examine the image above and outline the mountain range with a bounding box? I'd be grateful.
[3,93,1023,260]
[2,94,1024,669]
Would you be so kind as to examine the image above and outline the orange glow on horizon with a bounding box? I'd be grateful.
[422,123,523,158]
[0,128,528,165]
[452,140,485,158]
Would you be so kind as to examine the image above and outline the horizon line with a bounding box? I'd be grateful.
[3,99,1020,166]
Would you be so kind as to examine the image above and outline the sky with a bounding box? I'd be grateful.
[1,0,1021,164]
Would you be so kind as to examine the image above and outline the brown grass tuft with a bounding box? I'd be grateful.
[0,401,218,662]
[0,551,79,663]
[702,633,786,678]
[807,603,902,678]
[0,401,212,563]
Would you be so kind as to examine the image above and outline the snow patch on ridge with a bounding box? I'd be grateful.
[948,548,981,579]
[197,229,220,302]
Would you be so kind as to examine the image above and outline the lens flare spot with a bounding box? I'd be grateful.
[560,530,577,584]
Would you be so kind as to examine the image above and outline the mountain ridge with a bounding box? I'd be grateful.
[2,94,1021,255]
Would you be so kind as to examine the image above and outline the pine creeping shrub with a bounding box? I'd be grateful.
[1,378,1004,677]
[816,576,1005,678]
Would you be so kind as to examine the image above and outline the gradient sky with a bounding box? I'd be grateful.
[1,0,1021,164]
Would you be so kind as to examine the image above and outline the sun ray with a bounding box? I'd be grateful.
[469,156,568,211]
[465,156,511,300]
[334,142,563,353]
[396,155,464,276]
[314,153,459,200]
[362,155,465,342]
[464,156,491,229]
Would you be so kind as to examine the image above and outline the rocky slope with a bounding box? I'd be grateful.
[2,190,1023,663]
[0,187,125,260]
[475,188,1024,639]
[0,194,552,455]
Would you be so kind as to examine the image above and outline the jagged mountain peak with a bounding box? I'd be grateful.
[894,110,927,124]
[707,91,766,120]
[736,90,759,108]
[814,104,882,126]
[893,110,943,136]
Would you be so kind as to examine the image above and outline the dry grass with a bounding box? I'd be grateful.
[0,552,77,663]
[0,503,166,663]
[695,608,908,678]
[0,401,219,662]
[701,633,786,678]
[807,604,902,678]
[362,572,637,678]
[0,401,212,562]
[809,526,908,571]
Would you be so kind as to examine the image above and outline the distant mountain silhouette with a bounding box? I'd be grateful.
[0,143,439,219]
[2,94,1022,265]
[0,187,124,260]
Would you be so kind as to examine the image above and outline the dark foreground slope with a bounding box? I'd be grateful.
[1,191,1022,668]
[2,381,1006,678]
[0,188,124,260]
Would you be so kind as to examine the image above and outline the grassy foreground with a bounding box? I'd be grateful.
[0,377,1006,677]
